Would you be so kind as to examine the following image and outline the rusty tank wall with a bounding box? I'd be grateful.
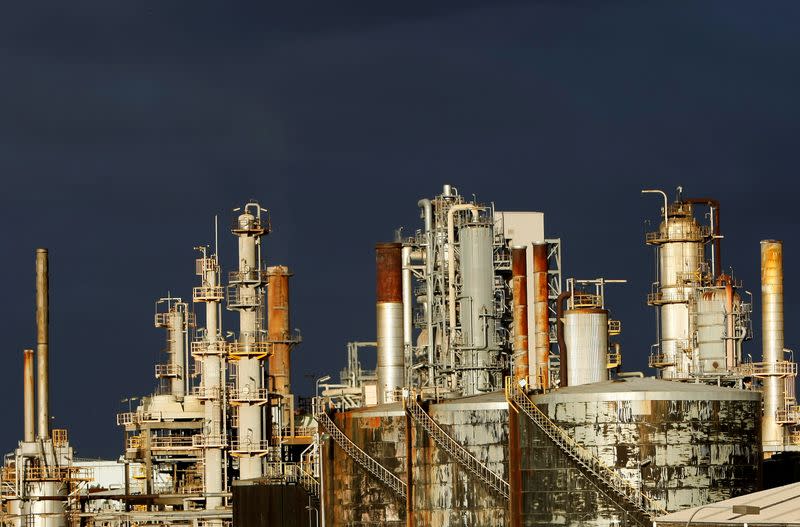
[321,395,509,527]
[521,377,761,527]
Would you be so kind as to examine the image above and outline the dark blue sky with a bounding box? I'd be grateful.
[1,2,799,458]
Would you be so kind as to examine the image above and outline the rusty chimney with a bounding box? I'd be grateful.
[376,242,404,404]
[267,266,292,424]
[23,349,35,442]
[511,247,529,384]
[532,243,550,390]
[36,248,50,440]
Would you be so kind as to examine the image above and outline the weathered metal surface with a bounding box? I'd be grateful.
[532,243,549,389]
[525,379,761,526]
[233,482,314,527]
[267,266,292,400]
[761,240,785,448]
[512,247,529,383]
[35,248,50,441]
[24,349,35,443]
[376,243,403,303]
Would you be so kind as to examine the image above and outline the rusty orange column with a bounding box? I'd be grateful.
[533,243,550,390]
[376,243,404,404]
[267,266,292,426]
[511,247,529,384]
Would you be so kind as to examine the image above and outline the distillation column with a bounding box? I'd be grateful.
[267,266,294,429]
[761,240,786,450]
[229,206,268,479]
[193,252,226,514]
[376,243,404,404]
[155,299,188,397]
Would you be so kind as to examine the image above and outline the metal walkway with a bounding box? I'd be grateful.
[506,381,666,521]
[316,410,407,499]
[406,397,510,499]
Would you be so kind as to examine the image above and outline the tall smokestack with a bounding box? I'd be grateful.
[511,247,529,384]
[376,243,404,404]
[532,243,550,390]
[36,248,50,440]
[761,240,785,449]
[23,349,35,442]
[267,266,292,423]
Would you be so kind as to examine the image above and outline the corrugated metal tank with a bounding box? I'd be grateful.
[523,378,761,526]
[563,309,608,386]
[696,288,740,374]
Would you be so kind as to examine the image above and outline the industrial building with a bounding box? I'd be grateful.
[2,186,800,526]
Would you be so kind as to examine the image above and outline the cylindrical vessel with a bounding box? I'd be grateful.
[29,480,67,527]
[267,266,292,423]
[656,206,704,379]
[459,225,496,395]
[563,309,608,386]
[23,349,35,442]
[169,309,186,397]
[511,247,529,384]
[532,243,549,389]
[36,248,49,440]
[376,243,404,404]
[761,239,785,448]
[696,288,740,374]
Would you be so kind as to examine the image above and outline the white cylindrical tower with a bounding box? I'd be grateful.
[228,205,268,480]
[761,240,786,450]
[646,201,709,379]
[563,308,609,387]
[192,251,226,514]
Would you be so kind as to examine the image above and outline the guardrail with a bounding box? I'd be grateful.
[506,379,665,522]
[316,410,406,499]
[738,361,798,377]
[406,397,508,499]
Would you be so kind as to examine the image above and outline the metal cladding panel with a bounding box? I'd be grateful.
[696,292,727,373]
[376,302,404,403]
[233,482,313,527]
[563,310,607,387]
[659,303,691,378]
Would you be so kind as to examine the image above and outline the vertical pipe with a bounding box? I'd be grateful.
[761,240,785,449]
[532,243,550,390]
[508,403,522,527]
[23,349,35,442]
[267,266,292,427]
[401,246,413,369]
[405,401,414,527]
[511,247,529,384]
[170,308,186,397]
[556,291,571,388]
[376,243,404,404]
[35,248,49,440]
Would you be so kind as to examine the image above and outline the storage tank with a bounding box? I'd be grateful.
[563,308,608,386]
[520,378,761,526]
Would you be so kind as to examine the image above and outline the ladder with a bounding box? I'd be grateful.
[316,411,407,499]
[506,381,666,521]
[406,397,509,499]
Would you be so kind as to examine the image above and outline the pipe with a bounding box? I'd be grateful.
[418,199,435,385]
[511,247,529,384]
[23,349,35,442]
[642,190,669,231]
[761,240,785,448]
[376,243,404,404]
[447,204,482,335]
[556,291,572,388]
[36,248,50,440]
[532,243,550,390]
[685,198,721,278]
[267,266,292,425]
[401,246,413,368]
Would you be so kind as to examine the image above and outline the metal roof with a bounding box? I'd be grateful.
[655,482,800,526]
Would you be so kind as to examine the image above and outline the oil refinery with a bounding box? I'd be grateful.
[2,186,800,527]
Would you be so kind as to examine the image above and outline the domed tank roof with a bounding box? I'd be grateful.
[533,376,760,403]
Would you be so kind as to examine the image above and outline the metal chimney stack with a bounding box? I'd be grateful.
[761,240,785,449]
[36,248,50,440]
[375,242,404,404]
[511,246,529,384]
[532,243,550,390]
[23,349,35,442]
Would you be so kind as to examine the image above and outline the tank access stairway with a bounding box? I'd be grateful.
[316,410,407,499]
[405,396,510,499]
[505,380,667,524]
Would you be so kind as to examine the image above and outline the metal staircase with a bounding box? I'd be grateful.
[316,410,407,499]
[406,397,509,499]
[505,381,666,521]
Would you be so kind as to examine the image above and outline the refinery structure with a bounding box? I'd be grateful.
[1,186,800,526]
